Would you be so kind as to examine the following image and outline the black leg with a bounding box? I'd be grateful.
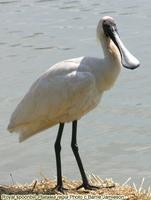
[53,123,67,193]
[71,120,99,190]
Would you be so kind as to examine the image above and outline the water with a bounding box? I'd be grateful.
[0,0,151,187]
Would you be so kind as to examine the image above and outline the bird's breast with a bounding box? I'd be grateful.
[95,60,121,91]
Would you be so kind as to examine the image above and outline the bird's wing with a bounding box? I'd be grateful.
[8,68,96,134]
[58,70,97,121]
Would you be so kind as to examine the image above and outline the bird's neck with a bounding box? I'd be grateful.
[96,39,121,91]
[102,38,121,65]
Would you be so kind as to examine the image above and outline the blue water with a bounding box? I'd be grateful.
[0,0,151,188]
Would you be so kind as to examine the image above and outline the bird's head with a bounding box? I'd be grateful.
[97,16,140,70]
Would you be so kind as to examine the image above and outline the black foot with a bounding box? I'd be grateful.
[76,182,100,190]
[52,185,68,193]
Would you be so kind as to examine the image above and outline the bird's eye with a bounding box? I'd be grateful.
[113,25,118,32]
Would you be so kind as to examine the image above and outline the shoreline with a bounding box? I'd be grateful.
[0,175,151,200]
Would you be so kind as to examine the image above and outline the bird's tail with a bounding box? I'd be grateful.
[8,120,57,142]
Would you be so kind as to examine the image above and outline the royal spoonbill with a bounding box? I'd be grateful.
[8,16,140,192]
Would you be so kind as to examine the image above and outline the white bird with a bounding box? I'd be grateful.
[8,16,140,192]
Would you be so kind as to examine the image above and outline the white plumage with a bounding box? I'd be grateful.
[7,16,139,142]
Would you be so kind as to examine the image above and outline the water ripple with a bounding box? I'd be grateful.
[0,42,6,45]
[119,12,136,16]
[34,46,74,51]
[126,145,151,153]
[36,0,57,3]
[10,44,21,47]
[0,0,18,4]
[100,10,117,14]
[34,46,55,50]
[23,33,43,39]
[59,5,79,10]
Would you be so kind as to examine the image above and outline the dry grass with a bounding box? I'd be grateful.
[0,175,151,200]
